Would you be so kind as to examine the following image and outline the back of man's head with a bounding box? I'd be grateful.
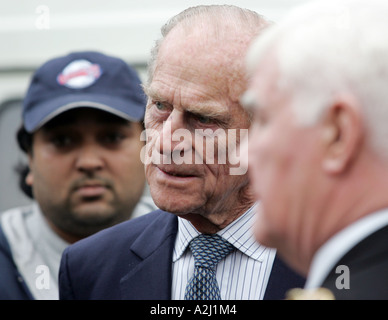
[247,0,388,158]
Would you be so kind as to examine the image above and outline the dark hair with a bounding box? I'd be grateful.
[16,125,34,199]
[17,125,33,153]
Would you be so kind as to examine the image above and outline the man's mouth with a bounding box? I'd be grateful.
[156,165,198,178]
[163,171,195,177]
[72,180,110,198]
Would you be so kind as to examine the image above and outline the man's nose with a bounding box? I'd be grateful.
[156,110,192,157]
[75,143,104,174]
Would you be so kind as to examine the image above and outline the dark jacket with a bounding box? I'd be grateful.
[0,224,33,299]
[322,225,388,299]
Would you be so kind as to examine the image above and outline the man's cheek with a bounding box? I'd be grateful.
[140,128,159,165]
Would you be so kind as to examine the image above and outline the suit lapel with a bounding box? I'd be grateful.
[120,211,178,300]
[119,211,306,300]
[321,225,388,299]
[264,254,306,300]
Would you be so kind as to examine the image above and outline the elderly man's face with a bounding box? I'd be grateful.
[143,27,252,229]
[246,58,324,250]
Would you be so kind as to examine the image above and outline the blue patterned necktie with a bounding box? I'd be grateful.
[184,234,235,300]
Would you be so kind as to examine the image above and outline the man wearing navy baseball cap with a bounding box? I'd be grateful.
[23,51,146,132]
[0,51,156,299]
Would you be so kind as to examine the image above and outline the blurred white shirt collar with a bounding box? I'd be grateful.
[305,208,388,289]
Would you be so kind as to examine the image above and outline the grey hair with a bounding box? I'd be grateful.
[247,0,388,157]
[146,4,271,86]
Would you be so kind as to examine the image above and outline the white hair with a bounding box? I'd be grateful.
[247,0,388,157]
[147,4,271,85]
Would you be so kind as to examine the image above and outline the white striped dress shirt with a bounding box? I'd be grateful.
[171,204,276,300]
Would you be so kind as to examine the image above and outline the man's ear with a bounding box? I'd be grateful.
[321,95,363,174]
[25,154,34,186]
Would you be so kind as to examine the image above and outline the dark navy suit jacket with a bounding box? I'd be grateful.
[59,210,305,300]
[321,225,388,299]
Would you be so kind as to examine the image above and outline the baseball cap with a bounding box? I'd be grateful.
[23,51,146,133]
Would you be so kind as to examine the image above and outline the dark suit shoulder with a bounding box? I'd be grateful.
[66,210,173,255]
[59,209,177,299]
[323,225,388,299]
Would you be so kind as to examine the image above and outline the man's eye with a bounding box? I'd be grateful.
[197,115,212,124]
[155,101,166,110]
[194,113,218,125]
[51,135,73,147]
[102,132,125,144]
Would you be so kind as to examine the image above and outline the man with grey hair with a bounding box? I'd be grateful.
[244,0,388,299]
[59,5,304,300]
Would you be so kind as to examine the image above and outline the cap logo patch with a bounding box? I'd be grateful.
[57,59,102,89]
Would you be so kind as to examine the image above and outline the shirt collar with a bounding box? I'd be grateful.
[173,203,267,262]
[305,208,388,289]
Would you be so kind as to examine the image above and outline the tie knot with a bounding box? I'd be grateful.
[189,234,234,269]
